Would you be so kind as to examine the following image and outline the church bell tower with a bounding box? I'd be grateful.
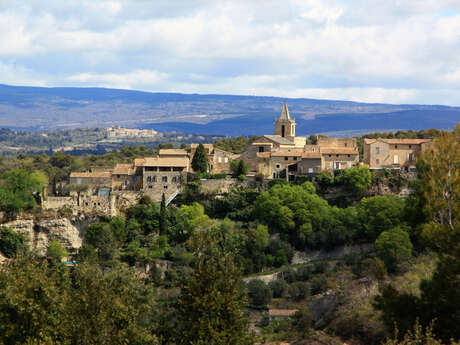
[275,102,295,142]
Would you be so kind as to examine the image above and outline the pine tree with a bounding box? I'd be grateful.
[192,143,208,174]
[176,230,253,345]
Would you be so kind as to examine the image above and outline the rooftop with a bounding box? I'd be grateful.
[113,164,135,175]
[142,156,189,167]
[364,138,432,145]
[264,135,295,145]
[159,149,188,156]
[70,171,112,179]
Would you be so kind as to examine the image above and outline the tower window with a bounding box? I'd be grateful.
[281,125,285,137]
[285,157,288,160]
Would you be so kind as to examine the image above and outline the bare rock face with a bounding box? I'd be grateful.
[37,218,83,253]
[0,217,84,256]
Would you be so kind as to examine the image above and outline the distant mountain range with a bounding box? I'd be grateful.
[0,84,458,136]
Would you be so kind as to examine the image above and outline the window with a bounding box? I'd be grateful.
[259,146,264,153]
[218,157,222,163]
[149,185,153,189]
[152,176,156,182]
[117,174,120,178]
[285,157,288,160]
[394,155,399,164]
[347,154,350,157]
[276,164,281,169]
[224,157,228,163]
[293,156,297,160]
[162,176,167,183]
[409,145,412,149]
[395,145,398,149]
[172,176,177,183]
[376,147,380,154]
[376,159,380,165]
[164,185,168,189]
[147,176,151,182]
[308,168,313,173]
[329,154,332,157]
[336,154,339,157]
[408,153,413,161]
[345,143,348,147]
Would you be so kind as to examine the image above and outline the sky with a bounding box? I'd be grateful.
[1,0,460,105]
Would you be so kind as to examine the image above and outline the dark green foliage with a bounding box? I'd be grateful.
[311,275,327,295]
[191,143,209,173]
[296,265,313,281]
[176,229,253,345]
[230,159,249,178]
[0,227,27,258]
[268,279,288,298]
[247,279,272,308]
[0,169,46,218]
[357,195,406,241]
[213,136,259,154]
[374,255,460,343]
[375,226,413,272]
[266,239,294,267]
[288,282,310,301]
[159,193,168,235]
[85,223,117,261]
[291,307,314,336]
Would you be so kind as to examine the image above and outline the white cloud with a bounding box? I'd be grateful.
[0,0,459,105]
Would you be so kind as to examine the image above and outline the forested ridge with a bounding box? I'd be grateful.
[0,126,458,345]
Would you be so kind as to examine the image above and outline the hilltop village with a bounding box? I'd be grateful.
[42,102,433,216]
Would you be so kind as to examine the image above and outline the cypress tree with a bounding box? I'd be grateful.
[159,193,167,235]
[191,143,208,173]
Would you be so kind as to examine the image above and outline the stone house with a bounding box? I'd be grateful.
[363,138,432,169]
[111,164,139,191]
[69,171,112,195]
[140,156,189,201]
[189,143,235,173]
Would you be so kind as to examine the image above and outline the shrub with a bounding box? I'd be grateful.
[0,227,27,258]
[268,279,287,298]
[375,226,413,272]
[296,265,313,281]
[247,279,271,308]
[288,282,310,301]
[311,275,327,295]
[46,241,69,262]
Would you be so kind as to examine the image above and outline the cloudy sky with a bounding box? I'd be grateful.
[1,0,460,105]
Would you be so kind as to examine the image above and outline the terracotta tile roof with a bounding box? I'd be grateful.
[301,152,322,159]
[271,149,305,157]
[364,138,432,145]
[70,171,112,179]
[269,309,298,317]
[113,164,134,175]
[159,149,188,156]
[321,147,359,154]
[142,156,189,167]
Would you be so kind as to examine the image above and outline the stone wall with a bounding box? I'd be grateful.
[43,197,75,210]
[199,177,256,194]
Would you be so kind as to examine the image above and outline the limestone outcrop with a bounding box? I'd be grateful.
[0,216,88,256]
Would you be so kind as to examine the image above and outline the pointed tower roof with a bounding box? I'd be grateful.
[280,101,291,120]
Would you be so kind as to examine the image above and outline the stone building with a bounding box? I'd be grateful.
[139,156,189,201]
[189,143,235,173]
[240,102,359,179]
[69,171,112,195]
[363,138,432,169]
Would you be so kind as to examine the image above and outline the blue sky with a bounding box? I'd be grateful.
[1,0,460,105]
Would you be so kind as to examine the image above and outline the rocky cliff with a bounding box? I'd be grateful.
[0,215,94,256]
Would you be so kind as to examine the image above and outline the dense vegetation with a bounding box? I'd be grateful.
[0,125,458,344]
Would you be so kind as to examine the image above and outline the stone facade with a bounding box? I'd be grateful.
[189,144,235,173]
[363,138,432,169]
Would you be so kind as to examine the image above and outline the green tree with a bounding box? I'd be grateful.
[192,143,209,173]
[176,229,253,345]
[46,240,69,262]
[247,279,271,308]
[343,166,372,195]
[230,160,249,178]
[375,226,413,272]
[0,169,47,218]
[0,227,28,258]
[159,193,168,235]
[85,223,117,262]
[357,195,406,240]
